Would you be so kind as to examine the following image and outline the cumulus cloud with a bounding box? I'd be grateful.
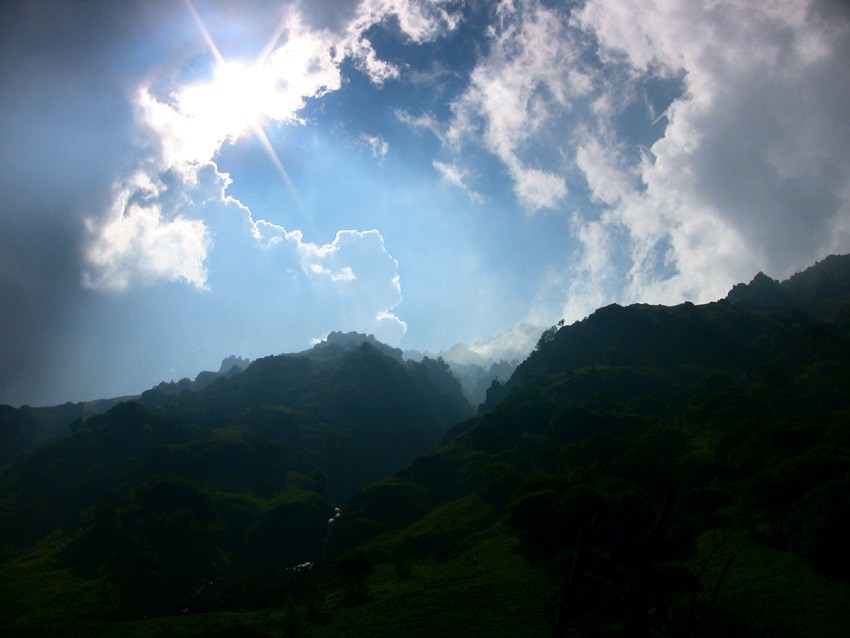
[82,0,466,295]
[567,0,850,310]
[252,220,407,344]
[401,0,848,324]
[482,0,850,324]
[82,172,211,291]
[83,10,345,291]
[354,0,462,43]
[8,0,850,407]
[335,0,462,84]
[75,0,850,341]
[80,0,457,341]
[512,166,567,212]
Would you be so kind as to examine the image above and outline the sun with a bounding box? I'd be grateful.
[176,0,339,152]
[178,0,292,145]
[177,61,277,143]
[168,0,310,211]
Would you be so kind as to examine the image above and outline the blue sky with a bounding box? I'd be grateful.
[2,0,849,406]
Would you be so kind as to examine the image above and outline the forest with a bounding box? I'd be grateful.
[1,255,850,636]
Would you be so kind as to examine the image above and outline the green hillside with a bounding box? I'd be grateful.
[3,258,850,636]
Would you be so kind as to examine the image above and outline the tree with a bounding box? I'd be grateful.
[336,551,373,604]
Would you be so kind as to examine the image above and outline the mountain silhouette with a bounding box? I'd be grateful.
[2,256,850,635]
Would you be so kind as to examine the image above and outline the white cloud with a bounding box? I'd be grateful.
[360,133,389,159]
[331,266,357,283]
[511,166,567,212]
[84,10,348,291]
[354,0,462,44]
[79,0,850,362]
[432,160,483,203]
[340,0,462,84]
[445,0,591,212]
[570,0,850,303]
[348,36,401,84]
[83,0,468,295]
[432,0,849,325]
[395,109,447,144]
[83,2,429,306]
[77,1,427,357]
[251,221,407,343]
[464,323,543,362]
[375,308,408,341]
[82,172,211,291]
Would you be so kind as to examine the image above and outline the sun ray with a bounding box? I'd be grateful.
[256,9,291,67]
[183,0,224,66]
[183,0,313,229]
[251,122,315,231]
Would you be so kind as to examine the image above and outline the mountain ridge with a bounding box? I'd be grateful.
[2,254,850,635]
[331,253,850,635]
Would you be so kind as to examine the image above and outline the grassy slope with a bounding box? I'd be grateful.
[304,528,553,637]
[0,535,116,633]
[692,530,850,637]
[0,493,552,637]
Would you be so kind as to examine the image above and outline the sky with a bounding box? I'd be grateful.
[1,0,849,406]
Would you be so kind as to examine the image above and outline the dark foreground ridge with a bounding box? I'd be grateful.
[2,256,850,636]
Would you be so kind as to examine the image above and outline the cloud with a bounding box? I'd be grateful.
[137,15,342,170]
[82,9,346,291]
[7,0,849,406]
[446,0,590,212]
[80,2,425,310]
[464,323,543,362]
[567,0,850,309]
[395,109,447,143]
[432,160,483,203]
[298,0,462,43]
[354,0,462,43]
[83,0,465,294]
[82,172,211,291]
[336,0,462,84]
[360,133,389,159]
[70,0,419,395]
[2,0,439,405]
[424,0,849,323]
[246,217,407,344]
[512,166,567,212]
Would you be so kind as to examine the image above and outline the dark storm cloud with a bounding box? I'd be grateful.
[0,210,81,406]
[0,0,190,405]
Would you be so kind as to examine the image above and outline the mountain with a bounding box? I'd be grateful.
[0,354,257,469]
[480,255,850,414]
[336,255,850,636]
[0,334,471,620]
[2,257,850,635]
[726,254,850,317]
[406,323,543,407]
[307,330,405,361]
[0,395,135,467]
[218,354,251,374]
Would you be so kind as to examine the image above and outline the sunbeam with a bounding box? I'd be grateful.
[252,122,314,229]
[183,0,224,66]
[181,0,309,221]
